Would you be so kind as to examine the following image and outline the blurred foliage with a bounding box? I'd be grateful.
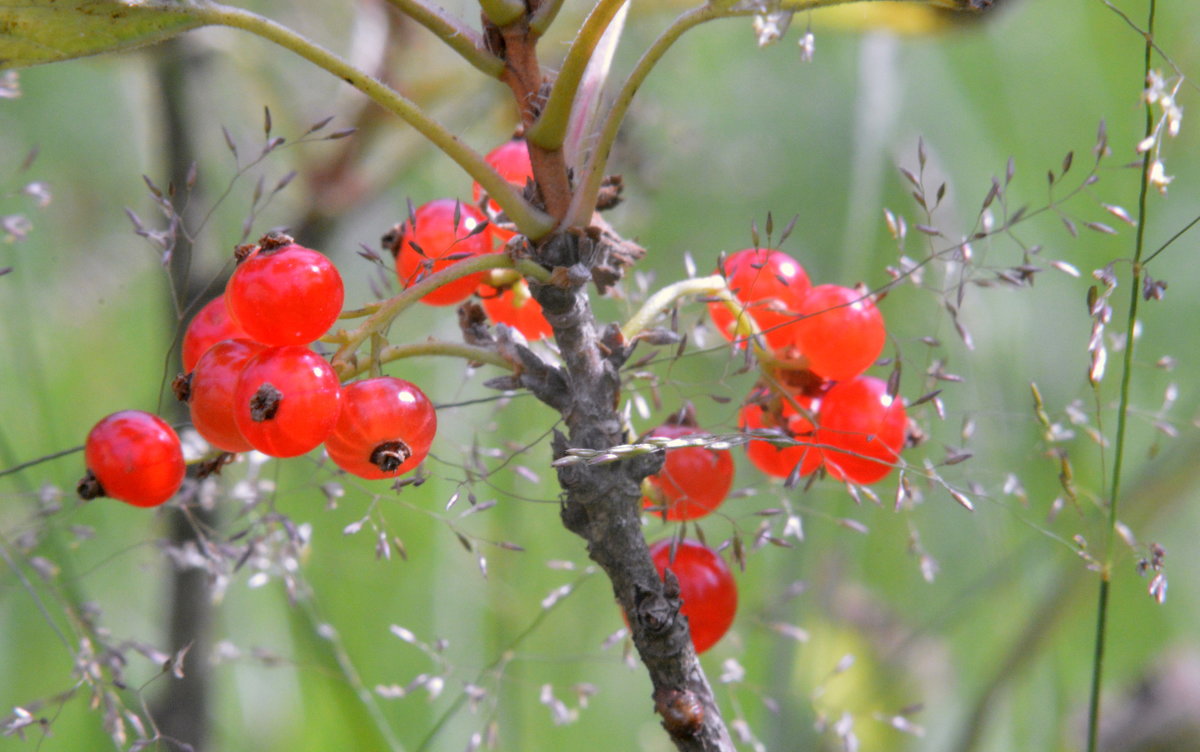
[3,0,1200,750]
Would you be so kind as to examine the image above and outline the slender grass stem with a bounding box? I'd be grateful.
[1085,2,1156,749]
[192,3,554,239]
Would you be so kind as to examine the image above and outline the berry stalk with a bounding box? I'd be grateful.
[329,253,550,372]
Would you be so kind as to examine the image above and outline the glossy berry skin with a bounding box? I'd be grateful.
[479,279,552,341]
[642,424,734,521]
[708,248,811,350]
[815,376,906,484]
[182,294,251,372]
[226,243,344,346]
[785,284,885,382]
[84,411,185,507]
[233,346,342,458]
[473,139,534,240]
[741,392,822,479]
[186,339,266,452]
[324,377,437,480]
[395,199,493,306]
[648,539,737,654]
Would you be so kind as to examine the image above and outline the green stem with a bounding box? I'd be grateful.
[1085,2,1156,750]
[382,0,506,77]
[330,254,550,370]
[339,341,516,380]
[525,0,629,151]
[193,2,554,239]
[620,273,791,367]
[620,273,728,340]
[529,0,568,36]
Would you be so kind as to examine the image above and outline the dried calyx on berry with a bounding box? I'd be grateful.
[248,382,283,421]
[76,470,105,500]
[235,231,294,263]
[369,440,413,472]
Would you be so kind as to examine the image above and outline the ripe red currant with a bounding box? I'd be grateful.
[740,390,822,479]
[642,424,734,521]
[814,375,906,484]
[648,539,737,654]
[785,284,885,382]
[79,410,185,508]
[394,199,493,306]
[183,339,266,452]
[225,236,345,346]
[324,377,437,480]
[479,278,552,341]
[708,248,811,350]
[473,139,533,241]
[182,294,251,372]
[233,346,342,458]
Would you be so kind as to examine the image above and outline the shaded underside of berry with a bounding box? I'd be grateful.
[324,376,437,480]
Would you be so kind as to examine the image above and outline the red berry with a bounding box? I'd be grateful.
[81,410,185,508]
[785,284,885,382]
[233,346,342,458]
[642,424,734,521]
[324,377,437,480]
[648,539,737,654]
[395,199,493,306]
[473,139,533,240]
[185,339,266,452]
[182,294,251,372]
[708,248,811,350]
[814,376,906,484]
[741,391,821,479]
[226,240,344,346]
[479,278,552,341]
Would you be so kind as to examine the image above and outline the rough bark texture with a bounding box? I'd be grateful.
[517,230,734,751]
[480,9,733,745]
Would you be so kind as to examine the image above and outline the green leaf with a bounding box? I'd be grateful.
[0,0,205,68]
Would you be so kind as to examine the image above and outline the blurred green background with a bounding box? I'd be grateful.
[3,0,1200,750]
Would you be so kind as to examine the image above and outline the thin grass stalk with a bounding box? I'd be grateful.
[1085,1,1157,749]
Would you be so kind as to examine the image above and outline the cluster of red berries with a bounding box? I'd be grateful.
[632,248,907,653]
[711,247,907,485]
[79,234,437,508]
[388,139,552,342]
